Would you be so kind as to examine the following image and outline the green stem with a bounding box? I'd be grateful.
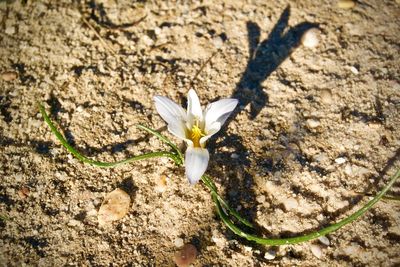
[136,124,184,165]
[201,175,254,228]
[208,168,400,245]
[38,102,179,167]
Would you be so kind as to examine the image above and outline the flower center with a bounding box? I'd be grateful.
[190,123,205,148]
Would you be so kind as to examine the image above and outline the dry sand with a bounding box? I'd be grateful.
[1,0,399,266]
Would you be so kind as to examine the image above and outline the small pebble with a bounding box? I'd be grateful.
[231,153,239,159]
[98,188,131,226]
[349,66,359,74]
[5,26,15,35]
[155,175,168,193]
[243,246,252,253]
[68,219,81,227]
[1,71,18,81]
[283,197,298,211]
[307,119,321,129]
[174,237,184,248]
[212,35,224,49]
[174,244,197,267]
[17,187,30,199]
[343,242,361,255]
[318,236,330,246]
[338,0,356,9]
[264,249,276,260]
[301,28,320,48]
[310,244,323,258]
[335,157,346,164]
[320,89,333,104]
[142,35,154,46]
[344,164,353,176]
[256,195,266,203]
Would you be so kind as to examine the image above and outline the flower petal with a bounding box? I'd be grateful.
[167,121,190,142]
[185,147,209,185]
[204,98,238,132]
[199,121,221,146]
[154,95,187,127]
[187,89,203,126]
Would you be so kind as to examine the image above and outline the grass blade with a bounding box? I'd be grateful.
[38,102,178,167]
[209,168,400,245]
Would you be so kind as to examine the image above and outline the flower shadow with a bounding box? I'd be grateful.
[232,5,318,120]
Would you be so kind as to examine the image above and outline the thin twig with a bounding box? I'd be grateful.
[82,17,117,56]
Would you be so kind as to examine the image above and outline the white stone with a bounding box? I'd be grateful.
[256,195,266,203]
[283,197,298,211]
[307,119,320,128]
[212,36,224,49]
[141,35,154,47]
[174,237,184,247]
[264,249,276,260]
[243,246,252,253]
[5,26,15,35]
[344,164,353,176]
[68,219,81,227]
[318,236,330,246]
[231,153,239,159]
[301,28,319,48]
[335,157,347,164]
[349,66,359,74]
[310,244,323,258]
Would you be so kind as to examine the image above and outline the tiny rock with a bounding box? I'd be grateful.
[343,242,361,255]
[243,246,252,253]
[212,35,224,49]
[338,0,356,9]
[17,187,30,199]
[1,71,18,81]
[174,244,197,267]
[318,236,330,246]
[301,28,320,48]
[264,249,276,260]
[231,153,239,159]
[335,157,346,164]
[320,89,333,104]
[5,26,15,35]
[174,237,184,248]
[349,66,359,74]
[310,244,323,258]
[307,119,320,129]
[68,219,82,227]
[283,197,299,211]
[98,188,131,226]
[155,175,168,193]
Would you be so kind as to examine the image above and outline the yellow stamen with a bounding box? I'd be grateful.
[190,124,204,148]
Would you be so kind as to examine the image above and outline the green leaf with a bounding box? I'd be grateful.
[207,168,400,245]
[38,102,179,167]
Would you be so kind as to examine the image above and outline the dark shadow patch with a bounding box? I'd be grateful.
[0,187,15,208]
[232,6,318,119]
[24,236,48,257]
[31,140,52,155]
[40,203,60,217]
[0,95,12,123]
[70,65,108,77]
[74,210,87,221]
[340,96,386,124]
[46,93,65,119]
[11,63,36,85]
[118,177,138,201]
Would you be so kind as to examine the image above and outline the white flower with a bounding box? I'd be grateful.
[154,89,238,185]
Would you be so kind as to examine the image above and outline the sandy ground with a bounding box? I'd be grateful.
[1,0,400,266]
